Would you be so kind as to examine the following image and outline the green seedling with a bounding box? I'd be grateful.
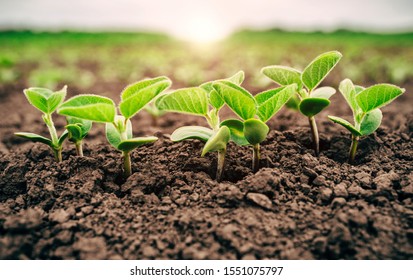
[65,116,92,156]
[15,86,69,162]
[262,51,342,156]
[212,81,297,172]
[58,76,171,179]
[328,79,405,163]
[156,71,245,181]
[144,92,168,126]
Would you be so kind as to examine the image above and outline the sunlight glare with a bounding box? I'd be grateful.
[179,15,227,43]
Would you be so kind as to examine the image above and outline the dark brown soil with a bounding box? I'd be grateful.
[0,81,412,260]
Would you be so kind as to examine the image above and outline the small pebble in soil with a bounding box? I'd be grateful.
[246,193,273,210]
[303,167,318,178]
[333,183,349,198]
[49,209,70,224]
[348,183,367,197]
[319,188,333,203]
[332,197,347,208]
[81,206,94,215]
[355,172,371,186]
[313,175,327,186]
[302,154,318,168]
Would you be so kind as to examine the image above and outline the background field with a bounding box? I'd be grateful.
[1,30,413,91]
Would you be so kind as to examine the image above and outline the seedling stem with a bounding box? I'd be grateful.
[252,144,260,173]
[216,149,226,182]
[75,141,83,157]
[308,116,319,156]
[349,135,359,163]
[43,114,58,144]
[43,113,63,162]
[122,150,132,178]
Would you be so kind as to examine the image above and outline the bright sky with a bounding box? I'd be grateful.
[1,0,412,42]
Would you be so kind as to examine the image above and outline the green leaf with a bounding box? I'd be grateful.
[328,116,362,136]
[226,70,245,85]
[14,132,52,146]
[170,126,213,142]
[208,90,225,109]
[255,87,285,105]
[256,84,297,122]
[105,116,133,149]
[200,70,245,93]
[58,130,69,146]
[299,97,330,117]
[261,65,302,87]
[201,126,230,156]
[311,86,336,99]
[285,94,300,111]
[46,86,67,113]
[118,136,158,152]
[24,88,50,113]
[66,124,83,141]
[301,51,342,91]
[212,81,256,120]
[220,119,249,146]
[338,78,359,113]
[200,71,245,109]
[145,103,165,118]
[24,86,67,114]
[67,116,92,138]
[156,87,208,116]
[58,94,116,123]
[119,76,171,119]
[356,84,405,113]
[360,109,382,136]
[355,85,365,93]
[106,122,121,149]
[243,119,269,145]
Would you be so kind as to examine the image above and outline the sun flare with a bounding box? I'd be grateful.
[179,15,226,43]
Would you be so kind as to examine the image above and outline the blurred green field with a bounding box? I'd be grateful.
[1,30,413,92]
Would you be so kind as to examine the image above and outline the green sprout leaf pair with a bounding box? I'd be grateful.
[211,80,295,172]
[15,86,69,162]
[24,86,67,114]
[262,51,342,155]
[156,71,245,181]
[106,115,157,153]
[58,76,171,178]
[65,117,92,156]
[328,78,405,163]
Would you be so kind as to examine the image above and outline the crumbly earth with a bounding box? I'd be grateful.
[0,82,412,260]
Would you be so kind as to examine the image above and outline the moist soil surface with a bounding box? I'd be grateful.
[0,82,412,260]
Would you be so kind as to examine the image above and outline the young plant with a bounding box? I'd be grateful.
[262,51,342,156]
[65,116,92,156]
[212,81,297,172]
[156,71,245,181]
[58,76,171,179]
[144,92,168,126]
[15,86,68,162]
[328,79,405,163]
